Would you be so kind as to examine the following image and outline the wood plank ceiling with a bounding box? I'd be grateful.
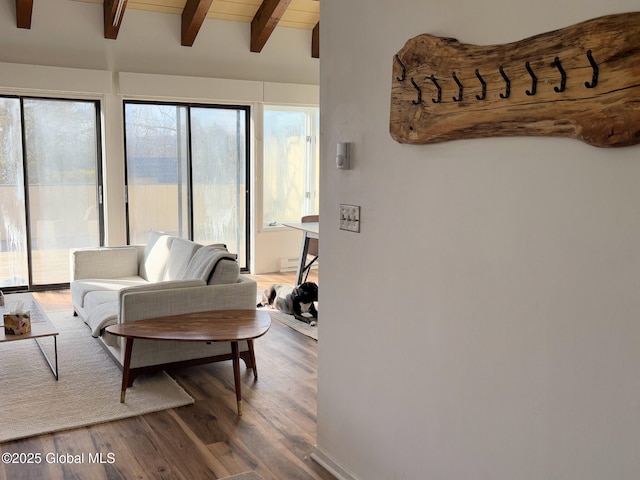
[13,0,320,57]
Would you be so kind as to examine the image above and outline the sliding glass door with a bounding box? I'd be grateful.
[190,107,247,264]
[0,96,103,289]
[124,102,249,269]
[124,104,189,243]
[24,99,102,284]
[0,98,29,287]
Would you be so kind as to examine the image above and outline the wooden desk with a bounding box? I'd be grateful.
[283,221,319,286]
[106,309,271,415]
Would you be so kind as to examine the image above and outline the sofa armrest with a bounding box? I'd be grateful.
[70,246,139,281]
[119,275,257,323]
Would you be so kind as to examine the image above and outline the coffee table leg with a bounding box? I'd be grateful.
[231,341,242,415]
[120,337,134,403]
[248,340,258,380]
[34,335,59,380]
[53,336,58,381]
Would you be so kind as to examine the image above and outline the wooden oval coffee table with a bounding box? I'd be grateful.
[106,309,271,415]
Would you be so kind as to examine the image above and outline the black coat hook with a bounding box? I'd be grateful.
[429,75,442,104]
[410,77,422,104]
[525,61,537,96]
[395,54,407,82]
[553,57,566,92]
[452,72,463,102]
[585,50,598,88]
[475,69,486,100]
[499,66,510,99]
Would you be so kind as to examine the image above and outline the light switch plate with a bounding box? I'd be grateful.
[339,204,360,232]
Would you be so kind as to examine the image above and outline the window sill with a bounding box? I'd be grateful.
[262,223,294,232]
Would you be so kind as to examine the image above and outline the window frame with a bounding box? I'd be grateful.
[261,104,320,229]
[122,99,251,271]
[0,94,104,290]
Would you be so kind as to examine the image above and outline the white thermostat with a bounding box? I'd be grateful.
[336,142,351,170]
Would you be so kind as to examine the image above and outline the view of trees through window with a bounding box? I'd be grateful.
[124,102,249,268]
[0,96,102,288]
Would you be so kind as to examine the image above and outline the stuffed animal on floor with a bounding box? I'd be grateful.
[258,282,318,325]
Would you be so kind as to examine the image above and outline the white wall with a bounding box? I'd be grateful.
[0,0,319,272]
[317,1,640,479]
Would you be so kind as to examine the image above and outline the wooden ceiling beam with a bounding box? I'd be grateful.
[312,22,319,58]
[104,0,127,40]
[250,0,292,53]
[15,0,33,29]
[181,0,214,47]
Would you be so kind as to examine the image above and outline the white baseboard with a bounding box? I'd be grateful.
[279,256,319,273]
[310,446,357,480]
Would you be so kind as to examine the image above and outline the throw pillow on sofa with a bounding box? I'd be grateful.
[163,237,202,281]
[139,231,173,282]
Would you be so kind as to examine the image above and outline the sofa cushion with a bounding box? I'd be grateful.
[139,231,173,282]
[71,276,147,309]
[71,246,138,280]
[182,245,238,283]
[163,238,201,281]
[84,290,119,313]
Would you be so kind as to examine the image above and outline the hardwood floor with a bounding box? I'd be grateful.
[0,271,330,480]
[252,269,318,292]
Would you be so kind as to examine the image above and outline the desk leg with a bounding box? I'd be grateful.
[120,337,134,403]
[231,341,242,415]
[295,233,311,286]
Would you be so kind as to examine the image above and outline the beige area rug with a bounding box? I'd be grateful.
[0,312,194,443]
[220,472,264,480]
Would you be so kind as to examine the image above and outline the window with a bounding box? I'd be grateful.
[124,101,250,269]
[0,96,103,288]
[262,106,319,227]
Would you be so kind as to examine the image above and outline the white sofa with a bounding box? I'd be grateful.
[70,231,257,384]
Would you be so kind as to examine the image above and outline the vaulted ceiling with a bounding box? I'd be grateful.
[13,0,320,57]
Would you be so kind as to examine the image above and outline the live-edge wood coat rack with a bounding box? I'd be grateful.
[389,12,640,147]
